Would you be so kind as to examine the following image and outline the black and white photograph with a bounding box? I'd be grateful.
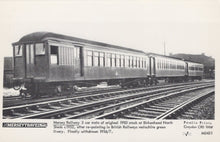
[0,0,219,142]
[2,31,215,120]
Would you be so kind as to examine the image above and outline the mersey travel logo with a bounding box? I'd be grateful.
[2,122,47,128]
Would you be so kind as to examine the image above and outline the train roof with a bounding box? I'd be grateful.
[146,52,185,60]
[15,32,144,54]
[146,52,203,64]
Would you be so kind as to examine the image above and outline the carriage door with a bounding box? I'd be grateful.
[185,62,188,76]
[149,57,156,76]
[74,46,84,77]
[25,44,35,78]
[79,47,84,76]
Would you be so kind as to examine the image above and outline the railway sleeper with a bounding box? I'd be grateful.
[131,113,156,118]
[149,106,171,110]
[138,109,162,115]
[142,107,166,112]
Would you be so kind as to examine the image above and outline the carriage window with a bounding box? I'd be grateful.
[157,60,159,69]
[130,56,133,68]
[137,57,140,68]
[121,55,125,67]
[125,56,129,67]
[94,52,99,66]
[143,60,146,68]
[140,58,143,68]
[50,46,58,64]
[133,57,137,68]
[75,47,80,59]
[166,60,168,69]
[112,54,116,67]
[15,45,23,56]
[116,54,121,67]
[99,52,105,67]
[87,50,93,66]
[159,59,162,69]
[128,56,131,67]
[35,43,45,55]
[106,53,111,67]
[189,66,194,70]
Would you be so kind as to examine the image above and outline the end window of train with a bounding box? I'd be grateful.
[35,43,45,55]
[14,45,23,56]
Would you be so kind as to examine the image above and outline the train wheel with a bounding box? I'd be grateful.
[55,86,62,96]
[137,81,142,87]
[19,89,27,99]
[13,82,21,90]
[154,79,158,85]
[29,83,40,98]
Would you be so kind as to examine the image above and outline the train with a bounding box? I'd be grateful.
[12,32,204,97]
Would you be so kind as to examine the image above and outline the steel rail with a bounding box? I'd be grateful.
[3,82,213,119]
[94,84,214,119]
[155,89,214,119]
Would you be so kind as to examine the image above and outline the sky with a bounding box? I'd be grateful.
[0,0,219,59]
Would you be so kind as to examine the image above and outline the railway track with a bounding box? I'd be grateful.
[174,93,214,119]
[95,87,214,119]
[3,81,214,119]
[3,81,212,107]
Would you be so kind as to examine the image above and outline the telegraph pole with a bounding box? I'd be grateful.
[164,41,166,55]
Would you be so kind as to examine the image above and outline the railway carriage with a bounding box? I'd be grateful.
[187,61,203,80]
[12,31,204,98]
[12,32,150,97]
[83,44,150,86]
[147,53,187,82]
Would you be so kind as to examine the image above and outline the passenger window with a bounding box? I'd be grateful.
[87,50,93,66]
[26,44,34,64]
[140,58,143,68]
[133,57,137,68]
[166,60,168,69]
[121,55,125,67]
[143,60,146,68]
[14,45,23,56]
[50,46,58,64]
[157,60,159,69]
[137,57,140,68]
[106,53,111,67]
[116,54,121,67]
[75,47,80,59]
[130,56,133,68]
[112,54,116,67]
[125,56,129,67]
[100,52,105,67]
[35,43,45,55]
[128,56,131,67]
[94,52,99,66]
